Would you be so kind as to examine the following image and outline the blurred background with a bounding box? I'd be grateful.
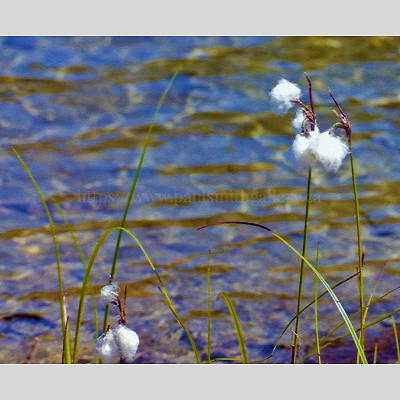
[0,36,399,363]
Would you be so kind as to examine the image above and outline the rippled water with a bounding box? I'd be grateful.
[1,36,400,363]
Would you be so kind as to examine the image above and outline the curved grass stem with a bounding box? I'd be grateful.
[13,148,72,364]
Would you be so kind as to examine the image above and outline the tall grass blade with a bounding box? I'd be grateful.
[299,307,400,363]
[13,148,72,364]
[300,262,393,362]
[219,292,249,364]
[103,69,180,332]
[50,196,100,351]
[197,221,368,363]
[206,250,212,364]
[267,272,358,362]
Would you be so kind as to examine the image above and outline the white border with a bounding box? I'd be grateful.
[2,364,400,398]
[0,1,397,35]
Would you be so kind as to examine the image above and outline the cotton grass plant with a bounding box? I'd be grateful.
[94,283,140,364]
[197,74,394,364]
[10,71,400,364]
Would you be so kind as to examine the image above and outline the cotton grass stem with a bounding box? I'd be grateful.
[329,90,365,361]
[292,167,312,363]
[349,145,365,362]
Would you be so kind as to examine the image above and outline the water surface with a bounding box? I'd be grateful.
[1,36,400,363]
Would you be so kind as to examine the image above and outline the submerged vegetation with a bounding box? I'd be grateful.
[6,50,400,364]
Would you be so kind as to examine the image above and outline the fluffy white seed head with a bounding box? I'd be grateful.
[270,78,302,112]
[311,130,349,173]
[292,108,305,132]
[94,330,120,364]
[292,128,320,167]
[100,283,120,303]
[114,324,140,363]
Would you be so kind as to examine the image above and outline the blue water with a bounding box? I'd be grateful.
[0,36,400,363]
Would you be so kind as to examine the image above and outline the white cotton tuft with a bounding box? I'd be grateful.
[94,330,120,364]
[292,128,320,167]
[114,324,140,363]
[292,108,305,132]
[270,78,302,112]
[311,130,349,173]
[100,283,120,303]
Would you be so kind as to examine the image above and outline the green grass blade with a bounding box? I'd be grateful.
[50,197,87,267]
[206,250,212,364]
[362,261,386,336]
[72,225,200,364]
[13,148,72,364]
[373,343,378,364]
[62,315,70,364]
[267,272,358,362]
[299,307,400,363]
[197,221,368,363]
[392,316,400,363]
[50,196,100,350]
[314,243,322,364]
[219,292,249,364]
[302,282,400,362]
[103,69,180,332]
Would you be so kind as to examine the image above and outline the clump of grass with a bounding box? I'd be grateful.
[198,220,368,363]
